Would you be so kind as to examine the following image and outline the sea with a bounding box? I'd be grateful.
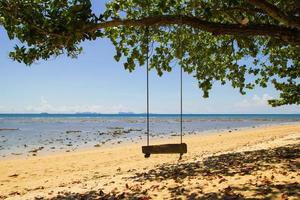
[0,114,299,158]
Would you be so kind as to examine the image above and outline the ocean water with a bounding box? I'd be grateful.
[0,114,299,158]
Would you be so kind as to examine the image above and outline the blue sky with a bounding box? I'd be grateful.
[0,1,299,114]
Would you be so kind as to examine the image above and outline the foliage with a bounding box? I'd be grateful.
[0,0,299,106]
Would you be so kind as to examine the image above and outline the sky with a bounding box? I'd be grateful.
[0,1,299,114]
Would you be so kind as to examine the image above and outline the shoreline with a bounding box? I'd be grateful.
[1,121,299,161]
[0,123,299,199]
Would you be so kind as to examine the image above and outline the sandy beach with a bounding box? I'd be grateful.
[0,123,299,199]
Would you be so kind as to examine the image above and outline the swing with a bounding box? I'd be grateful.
[142,24,187,159]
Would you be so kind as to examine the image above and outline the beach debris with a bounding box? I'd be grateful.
[129,128,142,132]
[11,153,22,156]
[8,191,21,196]
[127,168,137,173]
[105,127,143,137]
[58,183,67,187]
[123,129,130,134]
[8,174,19,178]
[97,131,105,135]
[0,128,19,131]
[112,130,124,136]
[29,146,44,153]
[71,180,82,184]
[66,143,73,146]
[66,130,82,134]
[33,186,45,190]
[94,144,101,147]
[107,127,124,130]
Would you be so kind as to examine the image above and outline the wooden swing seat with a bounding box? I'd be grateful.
[142,143,187,158]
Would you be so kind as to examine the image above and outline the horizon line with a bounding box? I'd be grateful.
[0,113,299,115]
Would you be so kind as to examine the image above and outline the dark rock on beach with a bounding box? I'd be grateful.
[29,147,44,153]
[0,128,19,131]
[66,130,82,134]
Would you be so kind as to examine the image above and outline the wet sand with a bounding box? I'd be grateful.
[0,123,299,199]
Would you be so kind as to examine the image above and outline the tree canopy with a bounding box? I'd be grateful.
[0,0,299,106]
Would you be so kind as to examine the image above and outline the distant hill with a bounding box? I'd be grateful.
[118,112,135,115]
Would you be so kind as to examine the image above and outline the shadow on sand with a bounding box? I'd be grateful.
[46,144,299,200]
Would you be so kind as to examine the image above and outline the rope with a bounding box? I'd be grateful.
[180,15,183,144]
[180,56,183,144]
[146,0,150,147]
[146,27,150,146]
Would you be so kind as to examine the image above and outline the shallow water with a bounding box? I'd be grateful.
[0,114,299,158]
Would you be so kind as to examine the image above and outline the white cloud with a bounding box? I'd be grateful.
[234,93,300,113]
[23,97,131,114]
[0,105,17,113]
[235,93,273,109]
[252,94,273,106]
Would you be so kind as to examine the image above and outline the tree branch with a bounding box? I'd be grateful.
[245,0,300,29]
[90,15,300,44]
